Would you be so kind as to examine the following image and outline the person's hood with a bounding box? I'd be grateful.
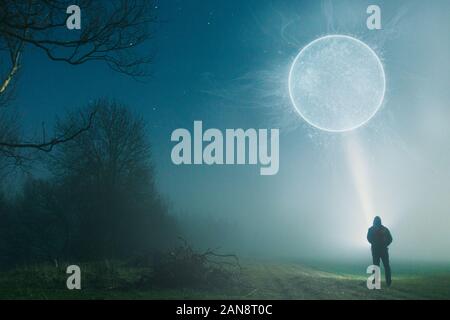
[373,216,382,227]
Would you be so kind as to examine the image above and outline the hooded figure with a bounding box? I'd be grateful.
[367,216,393,286]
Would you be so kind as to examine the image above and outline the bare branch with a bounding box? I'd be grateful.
[0,0,155,78]
[0,107,97,152]
[0,41,21,94]
[0,1,156,155]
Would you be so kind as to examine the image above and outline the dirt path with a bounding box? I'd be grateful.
[238,262,450,299]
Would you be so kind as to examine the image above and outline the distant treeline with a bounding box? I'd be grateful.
[0,100,178,268]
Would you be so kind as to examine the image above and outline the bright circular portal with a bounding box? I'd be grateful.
[289,35,386,132]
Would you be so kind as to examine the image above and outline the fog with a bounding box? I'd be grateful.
[2,0,450,268]
[156,0,450,264]
[2,0,450,301]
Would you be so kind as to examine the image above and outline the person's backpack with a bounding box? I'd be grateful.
[373,227,389,246]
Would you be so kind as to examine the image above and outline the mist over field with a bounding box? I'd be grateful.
[1,0,450,300]
[156,0,450,264]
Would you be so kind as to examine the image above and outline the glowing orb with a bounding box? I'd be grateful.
[289,35,386,132]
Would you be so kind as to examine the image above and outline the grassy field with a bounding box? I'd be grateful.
[1,260,449,299]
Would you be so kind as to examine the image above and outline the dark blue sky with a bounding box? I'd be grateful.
[17,0,286,166]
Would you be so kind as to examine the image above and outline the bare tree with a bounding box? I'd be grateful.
[50,99,160,257]
[52,99,152,188]
[0,0,155,155]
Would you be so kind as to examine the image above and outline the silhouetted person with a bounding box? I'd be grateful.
[367,216,393,286]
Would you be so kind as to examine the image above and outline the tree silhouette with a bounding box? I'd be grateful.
[0,0,155,156]
[48,99,170,258]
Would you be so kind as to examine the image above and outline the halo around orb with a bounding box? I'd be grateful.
[288,35,386,132]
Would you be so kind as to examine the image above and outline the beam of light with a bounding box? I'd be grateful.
[344,134,375,229]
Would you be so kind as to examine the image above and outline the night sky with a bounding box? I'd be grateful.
[13,0,450,261]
